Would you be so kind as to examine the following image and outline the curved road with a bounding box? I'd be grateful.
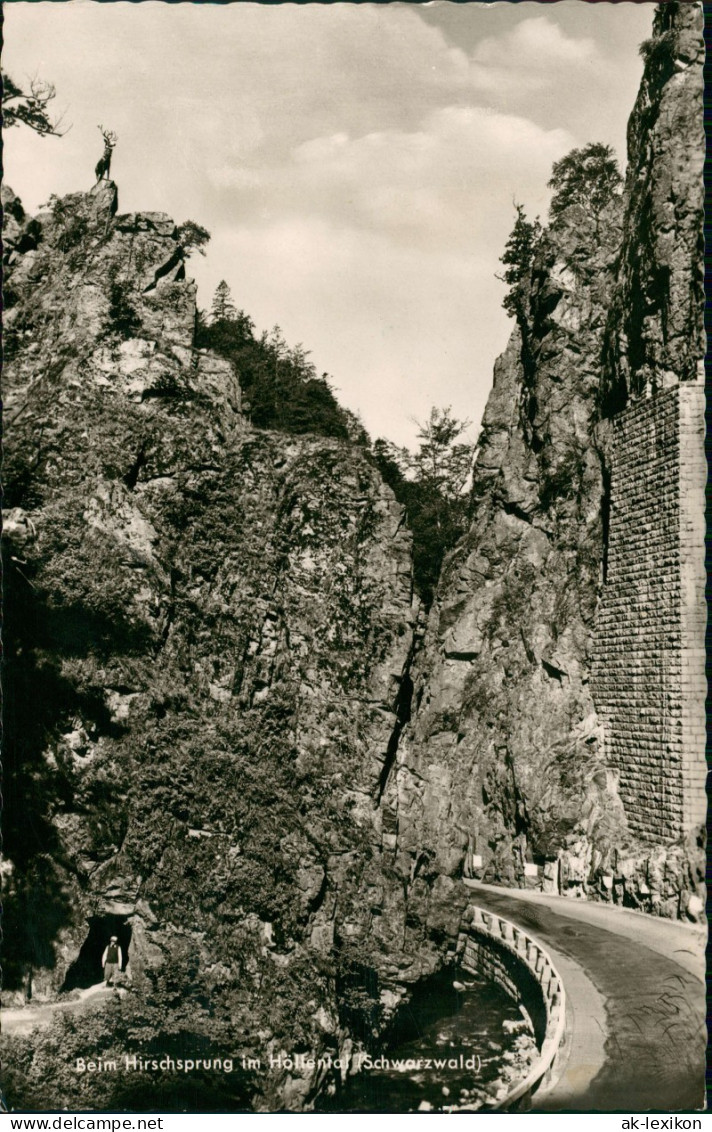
[3,892,705,1113]
[464,881,706,1112]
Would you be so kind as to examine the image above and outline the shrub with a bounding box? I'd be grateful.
[638,29,676,66]
[108,280,141,339]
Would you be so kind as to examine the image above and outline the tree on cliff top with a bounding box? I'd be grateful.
[412,406,474,506]
[210,280,238,323]
[498,203,542,322]
[2,75,66,136]
[374,407,475,606]
[548,142,622,224]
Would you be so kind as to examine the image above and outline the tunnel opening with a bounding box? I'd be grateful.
[62,914,132,992]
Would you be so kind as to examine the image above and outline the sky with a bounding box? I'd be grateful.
[2,1,654,448]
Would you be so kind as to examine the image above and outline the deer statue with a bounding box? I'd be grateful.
[95,126,118,182]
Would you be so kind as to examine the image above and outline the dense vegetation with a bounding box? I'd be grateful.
[196,284,361,442]
[198,284,474,607]
[373,408,474,607]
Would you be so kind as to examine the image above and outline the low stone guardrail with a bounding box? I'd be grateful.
[458,904,567,1110]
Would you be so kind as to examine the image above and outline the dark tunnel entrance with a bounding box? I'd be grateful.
[62,914,132,992]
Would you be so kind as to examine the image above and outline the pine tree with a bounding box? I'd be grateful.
[498,204,542,322]
[210,280,238,323]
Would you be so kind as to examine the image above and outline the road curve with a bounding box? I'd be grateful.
[463,881,706,1113]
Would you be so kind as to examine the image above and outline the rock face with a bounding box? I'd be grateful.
[384,0,705,922]
[601,1,705,410]
[3,182,418,1110]
[386,199,628,900]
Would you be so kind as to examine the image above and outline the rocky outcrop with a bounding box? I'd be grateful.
[2,182,419,1109]
[384,1,705,926]
[601,1,705,411]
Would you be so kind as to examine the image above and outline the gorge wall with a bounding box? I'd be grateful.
[593,0,707,844]
[386,0,705,918]
[2,183,425,1111]
[1,0,705,1113]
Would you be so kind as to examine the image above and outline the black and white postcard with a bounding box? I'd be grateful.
[1,0,706,1116]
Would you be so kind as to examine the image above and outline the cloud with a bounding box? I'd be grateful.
[474,16,598,67]
[2,2,647,447]
[213,106,573,252]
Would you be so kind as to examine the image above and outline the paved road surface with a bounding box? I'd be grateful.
[464,882,706,1112]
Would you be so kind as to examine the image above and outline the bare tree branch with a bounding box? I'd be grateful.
[2,74,69,137]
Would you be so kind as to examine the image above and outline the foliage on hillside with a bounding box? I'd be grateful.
[3,413,409,1106]
[373,408,474,607]
[196,286,359,441]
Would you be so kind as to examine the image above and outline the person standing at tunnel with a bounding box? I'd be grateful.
[102,936,122,987]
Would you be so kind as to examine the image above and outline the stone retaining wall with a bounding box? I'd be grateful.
[592,382,707,842]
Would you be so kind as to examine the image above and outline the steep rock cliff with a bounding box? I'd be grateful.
[387,1,704,923]
[601,1,705,411]
[3,183,419,1109]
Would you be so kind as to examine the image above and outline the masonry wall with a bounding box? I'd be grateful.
[677,384,707,835]
[592,383,706,842]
